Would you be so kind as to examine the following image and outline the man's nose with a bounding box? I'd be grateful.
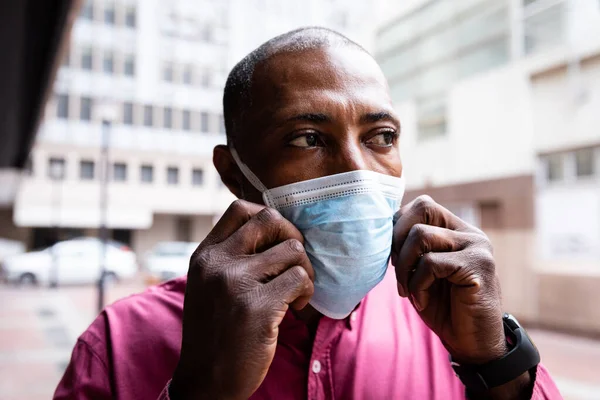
[327,140,368,175]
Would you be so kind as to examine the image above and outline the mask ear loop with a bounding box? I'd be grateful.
[229,147,275,207]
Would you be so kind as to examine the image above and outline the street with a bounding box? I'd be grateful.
[0,279,599,400]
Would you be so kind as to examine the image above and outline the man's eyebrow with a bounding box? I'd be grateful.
[286,113,331,123]
[360,112,400,126]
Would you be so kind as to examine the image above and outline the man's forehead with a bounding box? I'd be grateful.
[249,46,391,114]
[256,47,384,91]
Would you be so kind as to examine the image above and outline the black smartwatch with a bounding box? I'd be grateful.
[451,313,540,392]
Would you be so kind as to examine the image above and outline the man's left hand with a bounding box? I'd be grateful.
[392,195,506,365]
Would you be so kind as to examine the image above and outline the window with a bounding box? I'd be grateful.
[80,1,94,20]
[546,154,563,182]
[48,158,66,180]
[81,47,93,70]
[125,6,136,28]
[140,165,153,183]
[56,94,69,119]
[182,110,191,131]
[200,70,211,87]
[218,114,225,134]
[163,63,174,82]
[192,168,204,186]
[417,96,447,140]
[80,160,95,180]
[80,97,93,121]
[201,26,213,42]
[164,107,173,128]
[61,50,70,67]
[575,148,595,178]
[124,54,135,76]
[183,66,193,85]
[104,2,115,25]
[103,51,114,74]
[113,163,127,181]
[123,102,133,125]
[143,105,153,127]
[167,167,179,185]
[200,111,209,132]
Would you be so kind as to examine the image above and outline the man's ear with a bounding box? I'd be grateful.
[213,145,243,198]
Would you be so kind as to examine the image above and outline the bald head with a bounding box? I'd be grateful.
[223,27,370,144]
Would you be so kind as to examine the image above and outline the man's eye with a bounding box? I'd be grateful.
[366,131,397,147]
[289,134,320,148]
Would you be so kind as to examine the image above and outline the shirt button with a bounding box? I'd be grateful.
[351,311,357,322]
[312,360,321,374]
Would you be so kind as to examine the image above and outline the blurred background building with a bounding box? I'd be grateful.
[376,0,600,334]
[0,0,375,257]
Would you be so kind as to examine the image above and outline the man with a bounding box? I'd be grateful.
[55,28,562,399]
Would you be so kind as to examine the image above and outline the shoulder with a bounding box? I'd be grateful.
[79,277,186,356]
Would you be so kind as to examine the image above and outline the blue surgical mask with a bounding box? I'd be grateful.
[230,148,405,319]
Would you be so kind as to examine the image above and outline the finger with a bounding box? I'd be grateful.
[393,195,478,255]
[247,239,315,283]
[265,265,314,311]
[203,200,266,246]
[394,224,471,297]
[408,248,496,311]
[225,207,304,255]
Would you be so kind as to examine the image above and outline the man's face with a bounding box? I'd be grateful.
[218,46,402,203]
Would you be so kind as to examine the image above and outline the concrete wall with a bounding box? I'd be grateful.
[537,273,600,334]
[397,63,536,191]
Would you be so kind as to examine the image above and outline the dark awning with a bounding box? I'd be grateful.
[0,0,80,169]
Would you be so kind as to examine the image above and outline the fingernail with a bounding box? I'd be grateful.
[411,294,424,312]
[397,283,406,297]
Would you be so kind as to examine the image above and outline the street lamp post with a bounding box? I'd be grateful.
[49,160,65,288]
[96,100,118,313]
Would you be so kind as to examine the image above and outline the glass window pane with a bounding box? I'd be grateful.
[164,107,173,128]
[113,163,127,181]
[417,96,447,140]
[200,70,211,87]
[182,110,191,131]
[218,114,225,134]
[200,112,209,132]
[80,1,94,20]
[546,154,564,182]
[80,160,95,180]
[103,52,114,74]
[125,7,136,28]
[192,169,204,186]
[124,55,135,76]
[123,102,133,125]
[104,3,115,24]
[141,165,153,183]
[48,158,66,180]
[80,97,93,121]
[82,47,93,70]
[144,105,153,127]
[56,94,69,119]
[575,148,595,178]
[163,63,174,82]
[183,66,193,85]
[167,167,179,185]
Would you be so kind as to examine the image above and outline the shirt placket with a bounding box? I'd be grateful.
[307,317,344,400]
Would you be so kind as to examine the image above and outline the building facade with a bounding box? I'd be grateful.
[0,0,378,256]
[376,0,600,333]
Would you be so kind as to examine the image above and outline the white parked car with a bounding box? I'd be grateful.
[0,237,138,286]
[143,241,197,283]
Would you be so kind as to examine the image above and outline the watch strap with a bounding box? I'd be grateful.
[451,314,540,391]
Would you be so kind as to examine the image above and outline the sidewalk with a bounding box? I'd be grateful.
[0,281,599,399]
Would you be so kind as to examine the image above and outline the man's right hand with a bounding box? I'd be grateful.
[169,200,315,400]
